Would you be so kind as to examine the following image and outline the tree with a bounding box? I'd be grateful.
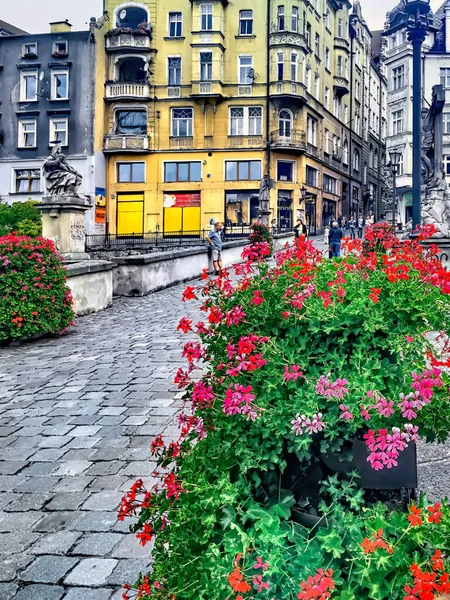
[0,200,42,237]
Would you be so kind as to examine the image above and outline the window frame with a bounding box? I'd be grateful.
[200,3,213,31]
[392,108,404,135]
[18,119,37,149]
[353,149,360,172]
[22,42,37,57]
[323,174,338,195]
[392,65,405,91]
[50,68,69,101]
[279,109,293,137]
[163,161,201,183]
[277,52,284,81]
[168,56,182,86]
[291,6,299,32]
[20,69,38,102]
[49,117,69,147]
[14,168,41,193]
[440,68,450,89]
[306,115,317,146]
[168,12,183,37]
[238,54,253,84]
[277,5,285,31]
[224,160,261,181]
[291,52,298,81]
[239,10,253,36]
[199,51,213,82]
[276,160,295,182]
[171,107,194,137]
[229,106,263,136]
[305,165,318,187]
[117,161,146,183]
[52,40,68,55]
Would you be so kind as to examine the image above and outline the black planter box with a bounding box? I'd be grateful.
[352,440,418,490]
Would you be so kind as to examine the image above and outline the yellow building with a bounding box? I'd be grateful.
[97,0,354,235]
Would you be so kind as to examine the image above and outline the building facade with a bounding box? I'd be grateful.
[99,0,387,236]
[0,21,102,232]
[383,0,450,226]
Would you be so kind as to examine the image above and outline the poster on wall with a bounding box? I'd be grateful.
[163,193,201,208]
[95,187,107,224]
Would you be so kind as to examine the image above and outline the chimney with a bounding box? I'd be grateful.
[50,19,72,33]
[446,1,450,53]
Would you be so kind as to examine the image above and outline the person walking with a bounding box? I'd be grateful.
[207,221,224,275]
[294,219,307,240]
[328,221,343,257]
[357,216,364,239]
[324,225,330,245]
[341,217,347,236]
[348,216,357,239]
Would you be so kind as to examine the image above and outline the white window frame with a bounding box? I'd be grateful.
[167,56,182,86]
[392,65,405,91]
[277,5,285,31]
[440,68,450,89]
[22,42,37,57]
[277,52,284,81]
[171,107,194,137]
[323,174,337,195]
[305,65,311,93]
[338,17,343,38]
[324,129,330,154]
[314,74,320,98]
[279,109,293,138]
[324,86,330,108]
[52,40,68,55]
[239,10,253,35]
[200,3,213,31]
[51,69,69,100]
[306,165,318,187]
[276,159,296,182]
[238,55,253,84]
[325,48,330,70]
[443,113,450,134]
[168,12,183,37]
[306,115,317,146]
[291,52,298,81]
[229,106,263,136]
[292,6,299,32]
[392,109,404,135]
[199,51,213,81]
[20,69,38,102]
[49,117,68,147]
[353,149,360,171]
[18,119,37,148]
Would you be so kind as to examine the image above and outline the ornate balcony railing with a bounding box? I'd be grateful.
[271,130,307,152]
[105,29,151,51]
[105,82,150,100]
[104,134,150,152]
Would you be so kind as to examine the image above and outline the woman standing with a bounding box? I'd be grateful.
[328,221,343,257]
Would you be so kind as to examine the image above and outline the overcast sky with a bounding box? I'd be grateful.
[1,0,445,35]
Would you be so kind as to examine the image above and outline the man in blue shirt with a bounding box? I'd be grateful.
[207,222,224,275]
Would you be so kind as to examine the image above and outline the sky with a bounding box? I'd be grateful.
[0,0,445,35]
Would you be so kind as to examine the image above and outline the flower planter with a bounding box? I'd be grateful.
[291,508,329,530]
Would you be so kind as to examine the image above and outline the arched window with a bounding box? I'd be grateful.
[115,4,149,29]
[353,149,360,172]
[343,140,349,165]
[279,109,292,138]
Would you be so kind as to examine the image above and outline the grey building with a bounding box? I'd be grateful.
[0,20,103,232]
[0,20,28,37]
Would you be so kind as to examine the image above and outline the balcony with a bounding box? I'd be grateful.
[333,37,350,52]
[228,136,264,149]
[105,28,152,51]
[333,76,350,97]
[270,24,309,53]
[269,81,307,106]
[190,81,224,102]
[105,82,150,100]
[104,134,150,152]
[271,130,306,154]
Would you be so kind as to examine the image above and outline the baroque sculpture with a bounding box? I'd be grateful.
[43,145,83,197]
[258,174,272,226]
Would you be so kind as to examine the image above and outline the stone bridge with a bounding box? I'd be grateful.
[0,280,449,599]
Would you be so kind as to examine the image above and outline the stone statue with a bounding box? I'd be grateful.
[258,174,272,225]
[43,145,82,197]
[421,85,445,188]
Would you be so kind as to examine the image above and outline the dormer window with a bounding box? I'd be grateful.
[52,41,68,58]
[22,43,37,58]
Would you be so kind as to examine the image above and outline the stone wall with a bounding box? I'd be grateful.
[66,261,114,315]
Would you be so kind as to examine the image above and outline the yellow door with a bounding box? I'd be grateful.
[164,208,183,233]
[182,207,201,231]
[117,194,144,235]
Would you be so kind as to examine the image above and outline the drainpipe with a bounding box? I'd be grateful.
[349,29,355,219]
[266,0,271,207]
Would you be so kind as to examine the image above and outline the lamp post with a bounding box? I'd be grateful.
[389,150,402,229]
[404,0,432,232]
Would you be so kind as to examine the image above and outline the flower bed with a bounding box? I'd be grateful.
[120,225,450,600]
[0,234,74,343]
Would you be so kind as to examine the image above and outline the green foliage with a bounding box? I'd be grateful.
[0,234,74,343]
[0,200,42,237]
[249,222,273,247]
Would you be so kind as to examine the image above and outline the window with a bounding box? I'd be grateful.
[344,104,349,124]
[332,134,338,155]
[277,52,284,81]
[118,162,146,183]
[338,17,343,38]
[20,70,37,101]
[239,55,253,84]
[355,80,361,99]
[334,96,340,118]
[305,66,311,92]
[324,129,330,153]
[291,52,297,81]
[325,48,330,70]
[324,9,330,29]
[225,160,261,181]
[164,161,201,182]
[392,109,404,135]
[325,86,330,108]
[229,106,262,135]
[278,6,285,31]
[314,74,320,98]
[443,113,450,134]
[292,6,299,32]
[115,110,147,134]
[307,115,317,146]
[306,23,311,47]
[22,42,37,57]
[49,117,68,146]
[239,10,253,35]
[279,109,292,137]
[277,161,294,181]
[445,155,450,175]
[51,69,69,100]
[306,165,318,187]
[315,33,320,57]
[168,57,182,85]
[18,119,37,148]
[353,149,360,171]
[337,56,343,77]
[53,40,68,56]
[200,52,212,81]
[323,174,337,194]
[14,169,40,193]
[343,141,349,165]
[440,68,450,89]
[169,12,182,37]
[200,4,213,31]
[171,108,193,137]
[392,65,405,90]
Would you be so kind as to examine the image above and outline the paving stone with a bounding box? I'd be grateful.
[31,448,69,462]
[84,462,125,477]
[111,534,152,559]
[0,448,35,461]
[73,511,119,532]
[0,461,29,475]
[51,477,94,493]
[30,531,82,555]
[63,589,113,600]
[71,533,123,556]
[52,461,92,477]
[45,492,91,511]
[0,555,34,582]
[81,491,120,512]
[0,532,41,554]
[37,437,71,449]
[5,493,51,512]
[69,426,102,437]
[64,558,118,586]
[13,584,65,600]
[87,476,127,492]
[33,512,80,533]
[0,511,44,532]
[22,555,79,583]
[0,583,18,599]
[106,558,152,585]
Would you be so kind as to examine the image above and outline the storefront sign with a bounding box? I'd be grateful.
[95,187,107,224]
[163,193,201,208]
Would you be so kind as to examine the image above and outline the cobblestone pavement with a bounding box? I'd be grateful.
[0,263,449,600]
[0,282,199,600]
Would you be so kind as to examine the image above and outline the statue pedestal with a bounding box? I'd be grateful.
[38,195,90,261]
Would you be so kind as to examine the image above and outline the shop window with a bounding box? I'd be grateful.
[225,191,259,226]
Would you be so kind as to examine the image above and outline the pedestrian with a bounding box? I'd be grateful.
[341,217,347,236]
[348,215,357,239]
[271,218,277,235]
[209,218,216,232]
[207,221,224,275]
[294,219,307,240]
[337,214,343,227]
[358,216,364,239]
[328,221,343,257]
[324,225,330,245]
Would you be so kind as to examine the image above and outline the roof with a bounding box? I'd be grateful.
[430,1,446,51]
[0,19,28,36]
